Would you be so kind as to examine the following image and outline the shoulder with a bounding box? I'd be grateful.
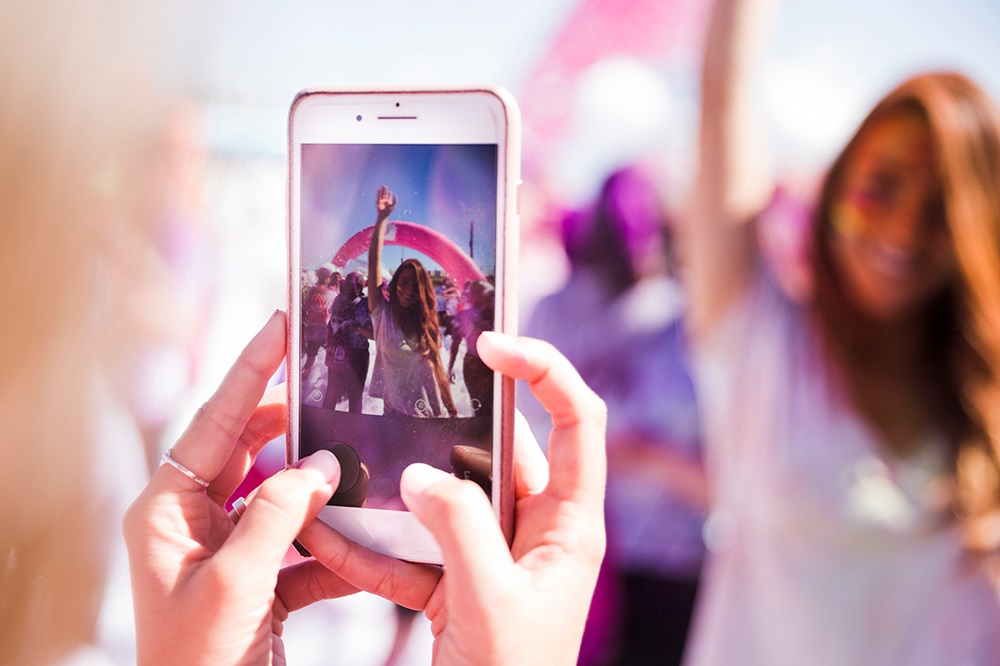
[371,294,389,318]
[698,260,803,346]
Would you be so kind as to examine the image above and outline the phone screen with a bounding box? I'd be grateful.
[295,141,501,511]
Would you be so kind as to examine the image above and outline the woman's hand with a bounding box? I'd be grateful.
[376,184,397,220]
[293,332,608,665]
[124,311,356,666]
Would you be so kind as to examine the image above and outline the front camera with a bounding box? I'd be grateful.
[356,115,362,122]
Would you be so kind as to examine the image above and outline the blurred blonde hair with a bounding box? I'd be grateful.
[0,1,190,661]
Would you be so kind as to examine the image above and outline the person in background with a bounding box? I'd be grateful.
[524,167,669,381]
[682,0,1000,663]
[324,270,373,413]
[448,279,496,415]
[436,275,462,349]
[523,166,706,665]
[301,265,336,380]
[592,316,706,666]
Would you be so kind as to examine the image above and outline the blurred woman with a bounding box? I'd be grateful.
[683,0,1000,664]
[367,185,457,417]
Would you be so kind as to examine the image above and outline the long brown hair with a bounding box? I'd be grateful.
[388,259,456,415]
[811,72,1000,547]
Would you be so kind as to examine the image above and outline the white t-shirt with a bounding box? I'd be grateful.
[686,266,1000,666]
[369,296,447,417]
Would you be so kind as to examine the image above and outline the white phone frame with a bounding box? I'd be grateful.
[287,87,519,564]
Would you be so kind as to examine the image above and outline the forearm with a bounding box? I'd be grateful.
[687,0,776,335]
[368,215,387,312]
[702,0,776,206]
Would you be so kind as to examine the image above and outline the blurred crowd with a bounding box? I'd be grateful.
[520,165,704,666]
[5,0,1000,664]
[298,264,496,421]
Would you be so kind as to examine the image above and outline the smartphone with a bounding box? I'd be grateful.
[287,87,519,564]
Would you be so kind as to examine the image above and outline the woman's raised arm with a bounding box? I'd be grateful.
[368,185,396,314]
[686,0,777,336]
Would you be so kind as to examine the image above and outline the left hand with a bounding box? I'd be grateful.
[124,311,354,665]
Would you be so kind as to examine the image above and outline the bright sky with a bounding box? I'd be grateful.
[299,143,498,274]
[180,0,1000,193]
[764,0,1000,168]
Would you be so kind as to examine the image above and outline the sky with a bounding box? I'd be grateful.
[186,0,1000,395]
[299,143,498,276]
[175,0,1000,205]
[763,0,1000,168]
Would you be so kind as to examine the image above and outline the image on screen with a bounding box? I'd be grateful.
[298,142,499,510]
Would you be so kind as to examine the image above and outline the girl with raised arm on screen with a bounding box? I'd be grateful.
[367,185,458,417]
[683,0,1000,664]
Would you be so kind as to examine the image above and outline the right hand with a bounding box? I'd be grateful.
[376,184,397,220]
[291,332,608,665]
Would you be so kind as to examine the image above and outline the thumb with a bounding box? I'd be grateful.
[216,451,340,578]
[400,464,512,593]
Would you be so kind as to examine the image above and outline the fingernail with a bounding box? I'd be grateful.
[296,450,341,486]
[249,310,285,343]
[400,463,449,503]
[263,309,283,328]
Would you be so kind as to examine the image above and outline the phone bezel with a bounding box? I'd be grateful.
[286,87,519,563]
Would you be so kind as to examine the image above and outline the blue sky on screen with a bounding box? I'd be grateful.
[300,143,498,275]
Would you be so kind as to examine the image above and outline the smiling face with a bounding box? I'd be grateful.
[394,264,418,309]
[829,110,956,322]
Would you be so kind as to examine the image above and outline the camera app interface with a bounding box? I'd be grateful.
[299,143,498,510]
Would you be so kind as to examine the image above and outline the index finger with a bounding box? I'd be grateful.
[207,383,287,503]
[150,311,287,497]
[477,332,607,509]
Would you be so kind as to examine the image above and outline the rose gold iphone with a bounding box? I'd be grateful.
[287,87,519,563]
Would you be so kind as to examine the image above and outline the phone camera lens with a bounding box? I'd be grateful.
[356,115,362,122]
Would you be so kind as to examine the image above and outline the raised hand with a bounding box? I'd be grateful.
[376,184,397,220]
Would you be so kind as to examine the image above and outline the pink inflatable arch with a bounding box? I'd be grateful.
[331,220,486,287]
